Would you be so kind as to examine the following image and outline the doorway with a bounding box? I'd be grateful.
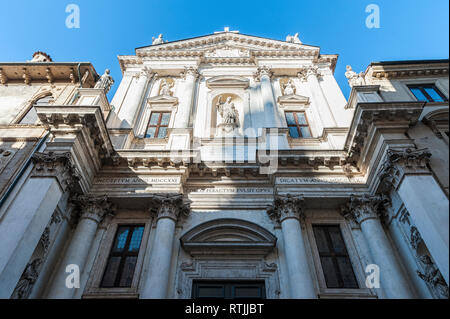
[192,281,266,299]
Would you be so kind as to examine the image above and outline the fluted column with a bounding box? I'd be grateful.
[268,195,316,298]
[342,195,415,298]
[298,66,336,128]
[176,67,199,128]
[118,68,154,128]
[255,66,281,128]
[379,148,449,284]
[141,194,189,299]
[46,195,113,299]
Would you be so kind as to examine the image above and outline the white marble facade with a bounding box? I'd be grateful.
[0,32,448,299]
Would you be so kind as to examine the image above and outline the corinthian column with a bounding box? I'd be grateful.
[176,67,199,128]
[254,66,281,128]
[118,68,154,129]
[298,66,336,128]
[379,148,449,284]
[0,152,79,299]
[268,195,316,298]
[46,195,113,299]
[342,194,415,298]
[141,194,189,299]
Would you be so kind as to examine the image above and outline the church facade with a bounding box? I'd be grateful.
[0,31,448,299]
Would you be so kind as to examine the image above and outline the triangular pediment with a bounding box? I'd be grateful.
[147,94,178,105]
[277,94,310,105]
[206,75,249,89]
[136,33,320,57]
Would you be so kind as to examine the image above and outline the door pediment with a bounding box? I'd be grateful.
[180,219,277,257]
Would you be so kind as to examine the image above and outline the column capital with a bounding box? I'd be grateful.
[379,148,432,191]
[31,151,80,193]
[254,65,273,82]
[71,194,115,224]
[150,194,190,222]
[267,194,305,223]
[181,67,200,80]
[297,66,320,82]
[341,194,390,225]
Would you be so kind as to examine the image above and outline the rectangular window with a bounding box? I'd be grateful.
[312,225,358,289]
[101,225,145,288]
[285,111,312,138]
[408,84,447,103]
[145,112,171,138]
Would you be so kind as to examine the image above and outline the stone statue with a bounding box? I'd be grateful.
[11,259,42,299]
[159,79,174,96]
[283,79,296,95]
[286,33,302,44]
[417,255,449,299]
[345,65,366,87]
[216,96,239,127]
[152,34,166,45]
[94,69,114,94]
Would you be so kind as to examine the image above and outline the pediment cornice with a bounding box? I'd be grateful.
[135,33,320,58]
[206,75,250,89]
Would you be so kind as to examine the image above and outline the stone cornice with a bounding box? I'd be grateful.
[366,62,449,80]
[149,193,190,222]
[135,33,320,55]
[267,194,305,223]
[35,106,114,162]
[31,151,81,193]
[0,63,97,86]
[341,194,390,224]
[344,102,425,167]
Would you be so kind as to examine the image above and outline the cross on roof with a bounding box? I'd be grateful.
[214,27,239,34]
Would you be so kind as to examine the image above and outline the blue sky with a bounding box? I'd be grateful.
[0,0,448,98]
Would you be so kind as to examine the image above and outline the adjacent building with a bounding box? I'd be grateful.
[0,30,448,299]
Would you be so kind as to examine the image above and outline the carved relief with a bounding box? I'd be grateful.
[417,255,449,299]
[71,194,115,224]
[31,152,80,193]
[267,194,305,224]
[253,66,273,82]
[150,193,190,222]
[279,78,296,96]
[379,148,432,191]
[158,78,174,96]
[341,194,390,225]
[10,259,42,299]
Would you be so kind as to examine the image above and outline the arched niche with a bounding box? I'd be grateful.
[210,93,244,137]
[180,218,277,257]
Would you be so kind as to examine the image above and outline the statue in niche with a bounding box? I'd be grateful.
[345,65,366,87]
[417,255,449,299]
[216,96,239,127]
[94,69,114,94]
[286,33,302,44]
[152,34,166,45]
[11,259,42,299]
[283,79,296,95]
[159,79,174,96]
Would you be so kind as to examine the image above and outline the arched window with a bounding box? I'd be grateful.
[19,95,52,124]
